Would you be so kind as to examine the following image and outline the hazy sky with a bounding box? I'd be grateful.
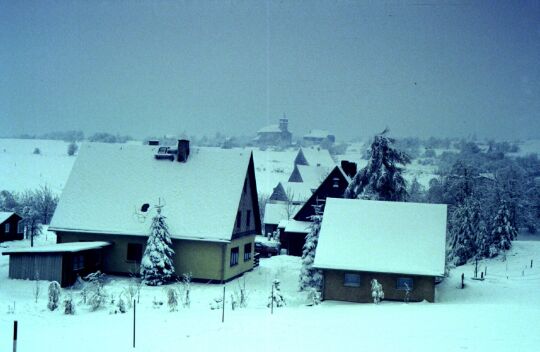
[1,0,539,140]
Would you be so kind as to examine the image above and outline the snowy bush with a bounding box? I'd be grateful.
[306,287,321,306]
[117,296,127,314]
[267,279,285,308]
[82,271,108,311]
[371,279,384,304]
[182,273,192,308]
[47,281,61,311]
[67,141,78,156]
[64,295,75,315]
[140,206,176,286]
[167,288,179,312]
[33,147,41,155]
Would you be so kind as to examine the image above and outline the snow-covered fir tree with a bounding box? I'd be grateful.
[47,281,61,311]
[448,197,483,266]
[371,279,384,304]
[140,205,176,286]
[267,279,285,308]
[299,205,323,292]
[408,177,425,203]
[485,201,517,256]
[344,129,410,201]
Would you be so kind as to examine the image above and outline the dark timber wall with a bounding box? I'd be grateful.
[323,269,436,303]
[9,254,63,284]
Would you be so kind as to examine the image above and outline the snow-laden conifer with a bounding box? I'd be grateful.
[345,129,410,201]
[299,205,323,292]
[140,205,176,286]
[485,201,517,256]
[47,281,61,311]
[448,197,484,265]
[267,279,285,308]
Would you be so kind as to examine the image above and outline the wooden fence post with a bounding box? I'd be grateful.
[271,283,274,314]
[13,320,17,352]
[461,273,464,289]
[221,286,225,323]
[133,300,136,348]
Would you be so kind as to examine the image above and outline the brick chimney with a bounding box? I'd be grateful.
[340,160,357,178]
[177,139,190,162]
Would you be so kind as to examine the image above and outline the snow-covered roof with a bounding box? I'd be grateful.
[2,241,111,255]
[0,212,18,224]
[257,125,281,133]
[289,165,330,185]
[301,148,335,167]
[284,220,311,234]
[281,181,316,202]
[263,203,300,226]
[303,129,331,139]
[314,198,447,277]
[49,143,253,242]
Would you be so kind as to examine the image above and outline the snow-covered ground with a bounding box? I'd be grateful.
[0,139,76,194]
[1,232,539,351]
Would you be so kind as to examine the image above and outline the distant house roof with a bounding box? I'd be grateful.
[314,198,447,277]
[298,147,335,167]
[49,143,255,242]
[0,212,19,224]
[2,241,111,255]
[288,164,330,185]
[263,203,300,226]
[257,125,282,134]
[303,129,331,139]
[284,219,311,234]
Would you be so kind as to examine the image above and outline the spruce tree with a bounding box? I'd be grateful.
[140,206,176,286]
[345,129,410,201]
[487,201,517,255]
[449,197,482,265]
[299,205,323,292]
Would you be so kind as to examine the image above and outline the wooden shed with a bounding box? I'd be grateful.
[2,242,111,287]
[314,198,447,303]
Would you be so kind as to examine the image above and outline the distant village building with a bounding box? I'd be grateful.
[303,129,335,146]
[4,140,261,286]
[314,199,447,303]
[0,212,23,242]
[254,116,292,146]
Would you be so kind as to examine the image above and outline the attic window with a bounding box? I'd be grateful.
[333,177,340,188]
[141,203,150,212]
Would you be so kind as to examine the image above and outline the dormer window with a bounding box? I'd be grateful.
[141,203,150,212]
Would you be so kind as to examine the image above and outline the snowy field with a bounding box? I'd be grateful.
[1,231,539,352]
[0,139,76,194]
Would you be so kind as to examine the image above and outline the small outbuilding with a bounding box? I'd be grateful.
[0,212,23,242]
[2,242,111,287]
[314,198,447,303]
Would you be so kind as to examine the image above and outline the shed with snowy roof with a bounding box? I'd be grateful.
[47,140,261,283]
[314,198,447,303]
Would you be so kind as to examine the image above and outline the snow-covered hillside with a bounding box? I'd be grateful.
[0,139,76,193]
[0,235,539,351]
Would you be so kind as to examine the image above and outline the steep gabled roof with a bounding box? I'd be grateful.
[294,149,309,165]
[263,202,300,226]
[0,212,19,224]
[50,143,254,242]
[300,147,335,167]
[314,198,447,277]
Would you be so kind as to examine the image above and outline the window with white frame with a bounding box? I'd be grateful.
[73,255,85,271]
[396,277,413,291]
[4,223,10,233]
[344,273,361,287]
[230,247,239,267]
[244,243,252,261]
[17,221,24,234]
